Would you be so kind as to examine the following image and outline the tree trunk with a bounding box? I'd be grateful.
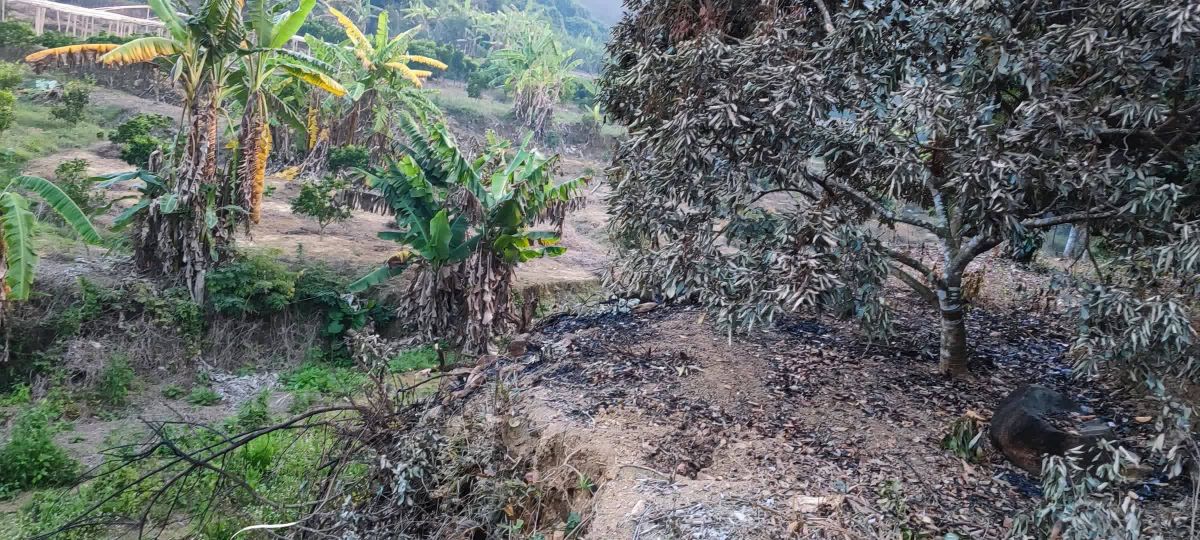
[937,280,969,375]
[1062,225,1078,258]
[134,81,222,302]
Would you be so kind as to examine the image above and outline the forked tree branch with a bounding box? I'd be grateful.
[806,171,948,237]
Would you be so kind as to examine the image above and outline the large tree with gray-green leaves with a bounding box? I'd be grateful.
[601,0,1199,375]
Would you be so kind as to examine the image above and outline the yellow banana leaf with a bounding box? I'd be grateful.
[384,62,428,86]
[328,6,373,55]
[402,54,448,70]
[98,37,179,66]
[284,67,348,97]
[24,43,119,64]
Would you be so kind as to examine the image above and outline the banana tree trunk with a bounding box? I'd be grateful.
[238,93,269,224]
[135,81,223,302]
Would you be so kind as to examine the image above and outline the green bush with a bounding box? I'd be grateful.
[206,253,298,315]
[0,61,24,91]
[0,383,31,406]
[50,158,104,216]
[388,345,444,373]
[35,31,76,48]
[0,21,35,47]
[294,267,394,362]
[161,384,185,399]
[0,90,13,136]
[290,175,352,234]
[186,387,221,406]
[467,73,487,98]
[326,144,369,172]
[0,402,79,496]
[95,355,136,407]
[109,113,174,168]
[51,81,91,125]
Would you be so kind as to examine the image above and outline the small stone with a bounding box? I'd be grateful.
[629,499,646,516]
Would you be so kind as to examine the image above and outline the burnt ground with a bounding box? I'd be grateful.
[496,262,1191,538]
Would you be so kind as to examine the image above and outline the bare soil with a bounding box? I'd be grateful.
[492,258,1188,538]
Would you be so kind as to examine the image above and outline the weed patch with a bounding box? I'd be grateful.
[0,401,78,497]
[281,363,366,397]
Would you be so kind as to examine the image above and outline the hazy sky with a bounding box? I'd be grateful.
[578,0,623,26]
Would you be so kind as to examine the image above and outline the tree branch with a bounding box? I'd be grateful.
[813,0,835,34]
[890,265,938,307]
[884,246,935,279]
[949,234,1004,275]
[806,172,948,237]
[1022,209,1119,229]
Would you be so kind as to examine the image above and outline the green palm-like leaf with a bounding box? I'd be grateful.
[348,264,402,292]
[11,176,102,244]
[148,0,187,42]
[270,0,318,48]
[0,192,36,300]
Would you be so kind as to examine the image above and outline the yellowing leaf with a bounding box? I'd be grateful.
[402,54,448,70]
[284,67,348,97]
[328,6,373,55]
[24,43,119,64]
[384,62,426,86]
[98,37,179,65]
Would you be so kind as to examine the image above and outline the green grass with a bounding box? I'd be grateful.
[433,91,511,124]
[0,416,366,539]
[186,387,222,406]
[1,97,120,177]
[388,345,450,373]
[280,362,366,397]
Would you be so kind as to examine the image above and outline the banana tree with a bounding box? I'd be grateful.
[233,0,346,223]
[25,0,245,300]
[486,29,581,136]
[1,175,102,303]
[349,115,587,353]
[324,7,447,146]
[26,0,344,300]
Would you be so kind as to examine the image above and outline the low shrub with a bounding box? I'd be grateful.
[0,21,35,48]
[0,61,24,91]
[230,390,271,431]
[290,175,352,234]
[95,354,136,408]
[326,144,369,172]
[388,345,445,373]
[186,387,221,406]
[109,113,173,168]
[207,253,297,315]
[281,363,365,397]
[52,158,104,216]
[50,81,90,125]
[161,384,185,399]
[34,31,75,48]
[0,90,13,136]
[0,401,79,496]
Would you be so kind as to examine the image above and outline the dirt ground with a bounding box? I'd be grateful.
[496,261,1190,538]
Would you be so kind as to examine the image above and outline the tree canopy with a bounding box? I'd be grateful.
[601,0,1200,374]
